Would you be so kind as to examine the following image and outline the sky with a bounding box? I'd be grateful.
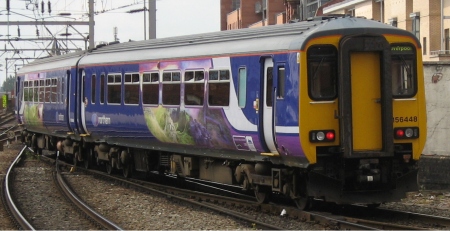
[0,0,221,89]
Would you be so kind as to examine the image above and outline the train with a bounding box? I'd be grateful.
[15,16,427,209]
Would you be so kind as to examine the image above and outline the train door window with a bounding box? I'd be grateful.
[238,68,246,108]
[185,70,204,106]
[391,44,416,97]
[307,45,338,100]
[107,73,122,104]
[208,70,230,106]
[51,78,57,103]
[39,80,45,102]
[124,73,140,105]
[143,72,159,105]
[61,76,66,104]
[100,74,105,104]
[277,66,285,99]
[91,75,96,104]
[266,67,273,107]
[162,71,181,105]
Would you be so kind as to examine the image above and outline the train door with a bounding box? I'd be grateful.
[80,70,88,134]
[262,58,278,154]
[15,76,23,123]
[67,70,77,133]
[338,35,393,157]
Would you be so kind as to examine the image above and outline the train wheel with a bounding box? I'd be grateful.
[254,185,270,204]
[73,152,79,166]
[106,163,113,175]
[123,163,133,178]
[84,149,93,169]
[293,197,311,210]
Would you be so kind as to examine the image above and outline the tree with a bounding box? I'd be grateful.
[1,75,15,93]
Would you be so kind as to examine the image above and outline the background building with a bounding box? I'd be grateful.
[221,0,450,62]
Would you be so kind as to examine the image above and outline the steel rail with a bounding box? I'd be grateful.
[3,145,35,230]
[54,163,123,230]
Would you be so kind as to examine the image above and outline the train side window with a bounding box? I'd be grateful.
[107,73,122,104]
[277,66,285,99]
[307,45,338,100]
[143,72,159,105]
[185,70,204,106]
[34,80,39,102]
[91,75,96,104]
[100,74,105,104]
[124,73,140,105]
[45,79,51,103]
[51,78,57,103]
[23,81,29,102]
[238,68,246,108]
[162,71,181,105]
[391,44,417,97]
[39,80,45,102]
[208,70,230,107]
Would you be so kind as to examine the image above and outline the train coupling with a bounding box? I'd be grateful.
[357,158,380,183]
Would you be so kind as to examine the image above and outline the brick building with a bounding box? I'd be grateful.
[220,0,331,30]
[221,0,450,62]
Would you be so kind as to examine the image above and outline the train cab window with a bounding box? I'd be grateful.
[184,70,204,106]
[307,45,338,100]
[39,80,45,102]
[100,74,105,104]
[124,73,140,105]
[209,70,230,107]
[51,78,57,103]
[391,45,417,97]
[143,72,159,105]
[162,71,181,105]
[107,74,122,104]
[91,75,96,104]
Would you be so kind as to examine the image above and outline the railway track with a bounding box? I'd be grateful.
[6,145,450,230]
[3,146,121,230]
[52,151,449,230]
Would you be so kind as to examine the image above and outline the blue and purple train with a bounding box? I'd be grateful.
[15,16,427,209]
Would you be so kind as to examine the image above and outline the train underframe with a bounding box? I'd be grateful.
[21,131,419,209]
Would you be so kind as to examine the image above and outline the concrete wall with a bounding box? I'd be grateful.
[423,62,450,156]
[420,62,450,189]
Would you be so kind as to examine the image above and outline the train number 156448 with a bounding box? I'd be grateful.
[393,116,418,123]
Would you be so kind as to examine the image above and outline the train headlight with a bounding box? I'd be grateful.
[309,130,335,143]
[394,127,419,139]
[405,128,413,138]
[316,132,325,141]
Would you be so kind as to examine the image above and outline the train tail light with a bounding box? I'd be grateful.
[394,127,419,139]
[310,130,335,143]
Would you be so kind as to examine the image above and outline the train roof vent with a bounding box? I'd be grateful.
[95,41,108,49]
[108,41,120,46]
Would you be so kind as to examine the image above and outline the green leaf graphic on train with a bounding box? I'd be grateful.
[144,106,195,144]
[23,103,44,127]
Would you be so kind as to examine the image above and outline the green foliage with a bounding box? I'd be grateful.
[1,75,15,92]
